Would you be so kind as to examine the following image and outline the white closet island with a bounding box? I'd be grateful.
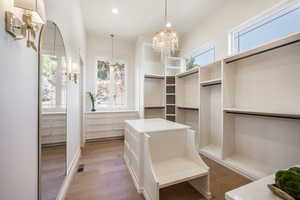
[124,118,212,200]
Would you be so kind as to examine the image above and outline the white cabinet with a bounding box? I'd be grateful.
[85,111,139,140]
[124,119,211,200]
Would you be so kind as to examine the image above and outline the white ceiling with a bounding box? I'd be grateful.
[80,0,225,40]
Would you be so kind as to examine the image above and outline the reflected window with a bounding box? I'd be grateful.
[96,60,126,107]
[41,55,67,112]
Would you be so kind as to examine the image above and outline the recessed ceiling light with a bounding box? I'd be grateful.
[112,8,119,15]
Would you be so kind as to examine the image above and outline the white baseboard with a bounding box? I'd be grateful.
[56,149,81,200]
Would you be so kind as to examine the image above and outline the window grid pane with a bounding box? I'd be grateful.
[96,61,126,107]
[194,48,215,67]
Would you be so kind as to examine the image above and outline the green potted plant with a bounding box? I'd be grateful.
[88,92,96,112]
[268,167,300,200]
[185,57,198,71]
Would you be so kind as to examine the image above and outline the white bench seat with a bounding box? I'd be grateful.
[154,157,208,188]
[143,128,212,200]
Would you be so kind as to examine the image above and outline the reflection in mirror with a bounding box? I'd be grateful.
[39,21,67,200]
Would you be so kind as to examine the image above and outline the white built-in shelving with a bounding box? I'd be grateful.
[221,32,300,180]
[176,68,200,136]
[138,32,300,181]
[165,56,183,76]
[165,76,176,122]
[142,43,165,119]
[199,61,223,159]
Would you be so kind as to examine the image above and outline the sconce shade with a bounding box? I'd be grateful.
[14,0,46,24]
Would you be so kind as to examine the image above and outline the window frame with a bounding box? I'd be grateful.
[183,43,215,71]
[94,57,128,110]
[229,0,300,55]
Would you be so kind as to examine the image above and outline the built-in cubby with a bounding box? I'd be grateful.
[165,76,176,121]
[223,41,300,114]
[144,75,165,119]
[175,68,200,135]
[165,57,183,76]
[199,61,223,159]
[223,113,300,180]
[176,68,199,108]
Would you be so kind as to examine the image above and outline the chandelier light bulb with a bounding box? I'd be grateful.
[166,22,172,28]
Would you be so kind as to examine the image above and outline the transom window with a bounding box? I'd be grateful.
[184,44,215,71]
[230,1,300,54]
[96,59,127,108]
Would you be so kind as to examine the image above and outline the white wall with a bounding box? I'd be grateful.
[0,1,39,199]
[45,0,87,175]
[0,0,87,199]
[86,33,136,110]
[181,0,282,59]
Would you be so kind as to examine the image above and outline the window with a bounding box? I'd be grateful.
[184,44,215,70]
[41,55,67,112]
[230,1,300,54]
[96,60,127,108]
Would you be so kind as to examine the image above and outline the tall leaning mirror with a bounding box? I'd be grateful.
[39,21,67,200]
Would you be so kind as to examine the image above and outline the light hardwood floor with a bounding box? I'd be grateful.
[65,140,251,200]
[42,145,66,200]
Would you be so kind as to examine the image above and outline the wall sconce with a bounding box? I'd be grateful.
[5,0,46,51]
[69,62,80,84]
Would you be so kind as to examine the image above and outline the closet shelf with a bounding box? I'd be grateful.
[225,31,300,64]
[144,106,165,109]
[144,74,165,79]
[166,114,176,116]
[224,108,300,119]
[166,93,175,95]
[200,79,222,87]
[166,84,176,86]
[177,106,199,111]
[176,68,199,78]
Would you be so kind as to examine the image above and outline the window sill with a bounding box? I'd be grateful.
[86,110,138,114]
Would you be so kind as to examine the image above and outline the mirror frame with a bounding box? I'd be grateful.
[38,20,68,200]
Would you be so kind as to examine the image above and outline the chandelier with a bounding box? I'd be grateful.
[153,0,179,56]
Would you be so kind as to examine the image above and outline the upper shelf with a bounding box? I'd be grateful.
[144,106,165,109]
[176,67,199,78]
[225,31,300,64]
[224,108,300,119]
[144,74,165,79]
[177,106,199,111]
[200,79,222,87]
